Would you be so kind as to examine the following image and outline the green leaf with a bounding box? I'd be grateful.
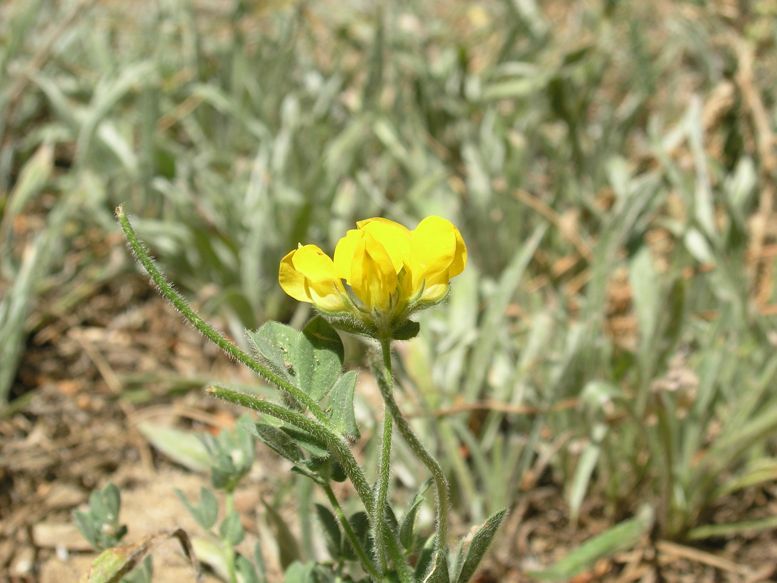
[688,515,777,541]
[400,479,432,550]
[282,562,315,583]
[462,225,546,401]
[247,322,302,382]
[527,506,654,581]
[247,319,345,402]
[84,546,133,583]
[343,511,372,561]
[138,422,210,473]
[414,535,436,580]
[253,423,305,463]
[280,426,330,460]
[81,529,199,583]
[220,511,245,546]
[297,317,344,400]
[175,487,218,530]
[74,510,98,548]
[327,371,360,441]
[315,503,342,558]
[455,509,508,583]
[236,555,262,583]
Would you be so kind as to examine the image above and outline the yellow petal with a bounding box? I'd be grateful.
[410,216,457,289]
[350,232,397,311]
[448,224,467,277]
[356,217,411,273]
[292,244,340,282]
[280,245,349,312]
[420,281,450,303]
[279,249,311,303]
[334,230,361,282]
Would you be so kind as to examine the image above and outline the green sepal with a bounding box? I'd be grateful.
[391,319,420,341]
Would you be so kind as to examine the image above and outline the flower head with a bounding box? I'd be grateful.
[279,216,467,338]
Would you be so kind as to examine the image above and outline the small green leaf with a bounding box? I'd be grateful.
[297,317,344,400]
[327,371,360,441]
[282,562,315,583]
[220,511,245,546]
[236,555,261,583]
[253,423,305,463]
[74,510,98,548]
[84,546,133,583]
[414,535,436,580]
[101,484,121,522]
[400,479,432,550]
[527,506,653,581]
[315,503,342,558]
[280,426,330,460]
[455,509,507,583]
[175,487,218,530]
[82,529,199,583]
[343,511,372,560]
[247,322,303,382]
[138,423,210,473]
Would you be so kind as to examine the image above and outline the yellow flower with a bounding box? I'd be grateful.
[278,216,467,336]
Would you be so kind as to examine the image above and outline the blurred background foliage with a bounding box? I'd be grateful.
[3,0,777,577]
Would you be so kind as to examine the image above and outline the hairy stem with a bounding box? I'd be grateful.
[116,206,328,424]
[208,385,373,512]
[374,385,393,572]
[376,343,450,581]
[209,385,414,582]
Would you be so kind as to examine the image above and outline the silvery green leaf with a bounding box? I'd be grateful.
[297,316,344,400]
[400,479,432,550]
[254,423,305,464]
[454,509,507,583]
[175,487,218,531]
[220,511,245,546]
[138,423,210,473]
[247,322,303,382]
[527,506,653,581]
[327,371,360,441]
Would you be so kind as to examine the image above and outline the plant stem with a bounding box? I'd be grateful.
[208,385,414,583]
[374,372,393,572]
[322,483,381,580]
[224,491,237,583]
[208,385,373,513]
[115,206,328,424]
[376,340,450,580]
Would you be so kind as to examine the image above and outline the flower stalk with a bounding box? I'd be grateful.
[375,343,451,581]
